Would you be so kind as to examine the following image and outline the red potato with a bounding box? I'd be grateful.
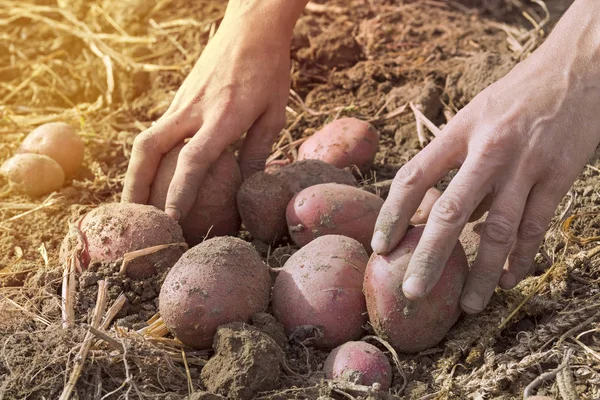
[159,236,272,349]
[324,341,392,390]
[364,225,469,353]
[286,183,384,252]
[18,122,84,178]
[1,154,64,197]
[298,118,379,174]
[59,203,185,279]
[272,235,369,349]
[149,144,242,246]
[237,160,357,243]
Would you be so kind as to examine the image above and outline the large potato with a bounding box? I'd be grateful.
[272,235,369,349]
[149,144,242,246]
[237,160,357,243]
[364,225,469,353]
[59,203,185,279]
[324,341,392,390]
[18,122,84,178]
[298,118,379,174]
[1,154,64,197]
[159,237,272,349]
[286,183,383,252]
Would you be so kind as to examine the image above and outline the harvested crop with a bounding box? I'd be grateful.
[1,154,64,197]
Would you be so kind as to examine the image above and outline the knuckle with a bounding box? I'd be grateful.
[132,132,155,153]
[518,216,548,243]
[410,247,445,277]
[481,216,515,247]
[507,252,534,274]
[431,195,464,225]
[393,163,424,188]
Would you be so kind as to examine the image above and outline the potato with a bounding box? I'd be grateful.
[0,154,64,197]
[324,341,392,390]
[286,183,383,252]
[237,172,294,243]
[237,160,357,243]
[59,203,185,279]
[272,235,369,349]
[298,118,379,174]
[410,187,441,225]
[159,236,272,349]
[364,225,468,353]
[149,144,242,246]
[271,159,357,194]
[18,122,84,178]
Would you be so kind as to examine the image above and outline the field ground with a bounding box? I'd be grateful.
[1,0,599,399]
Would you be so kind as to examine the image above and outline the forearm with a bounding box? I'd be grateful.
[223,0,310,40]
[534,0,600,85]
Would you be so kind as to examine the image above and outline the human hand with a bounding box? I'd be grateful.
[122,1,300,220]
[371,0,600,313]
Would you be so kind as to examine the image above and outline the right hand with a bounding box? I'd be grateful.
[122,5,292,220]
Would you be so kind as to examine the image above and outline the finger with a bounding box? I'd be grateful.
[164,118,239,221]
[122,112,198,204]
[238,109,285,180]
[499,184,555,289]
[402,158,492,300]
[469,193,492,222]
[372,134,466,255]
[460,185,531,314]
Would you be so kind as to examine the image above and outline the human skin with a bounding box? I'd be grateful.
[121,0,309,220]
[123,0,600,314]
[371,0,600,313]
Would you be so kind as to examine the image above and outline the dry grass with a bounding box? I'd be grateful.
[1,0,599,399]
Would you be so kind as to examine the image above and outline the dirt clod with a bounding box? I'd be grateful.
[201,323,284,400]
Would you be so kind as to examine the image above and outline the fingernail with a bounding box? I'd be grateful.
[461,292,484,314]
[165,207,181,221]
[499,272,517,289]
[403,276,426,299]
[371,231,388,254]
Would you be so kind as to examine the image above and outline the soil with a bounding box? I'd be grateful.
[2,0,599,400]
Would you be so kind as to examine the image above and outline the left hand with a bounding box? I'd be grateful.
[370,0,600,314]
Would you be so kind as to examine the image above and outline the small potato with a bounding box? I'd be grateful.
[1,154,64,197]
[272,235,369,349]
[59,203,185,279]
[18,122,84,178]
[364,225,469,353]
[237,160,357,244]
[286,183,383,252]
[237,172,294,243]
[149,144,242,246]
[298,118,379,174]
[159,237,272,349]
[324,341,392,390]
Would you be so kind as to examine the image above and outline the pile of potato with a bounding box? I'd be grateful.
[62,117,470,392]
[1,122,85,197]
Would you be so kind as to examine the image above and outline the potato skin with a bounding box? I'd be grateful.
[298,118,379,174]
[149,143,242,246]
[159,237,272,349]
[237,160,357,244]
[59,203,185,279]
[364,225,469,353]
[18,122,84,178]
[286,183,383,252]
[271,159,357,194]
[236,172,294,243]
[272,235,369,349]
[324,341,392,390]
[1,154,65,197]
